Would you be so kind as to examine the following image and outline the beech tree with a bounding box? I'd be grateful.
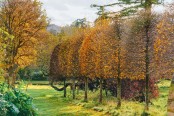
[112,17,128,108]
[66,29,84,99]
[50,28,85,99]
[79,28,96,101]
[124,11,159,110]
[80,19,119,103]
[118,0,162,110]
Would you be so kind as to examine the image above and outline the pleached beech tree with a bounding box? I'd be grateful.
[140,0,164,111]
[50,41,70,98]
[66,29,85,99]
[80,19,119,103]
[0,0,47,85]
[124,11,159,110]
[125,0,162,110]
[50,34,71,97]
[79,28,96,101]
[50,28,85,98]
[50,44,61,83]
[111,17,128,108]
[59,38,71,96]
[94,0,163,109]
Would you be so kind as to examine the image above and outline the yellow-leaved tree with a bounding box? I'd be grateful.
[0,0,47,85]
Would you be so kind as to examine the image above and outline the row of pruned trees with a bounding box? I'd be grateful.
[50,6,174,110]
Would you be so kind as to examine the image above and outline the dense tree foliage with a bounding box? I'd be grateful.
[0,0,47,86]
[50,2,174,111]
[0,0,173,113]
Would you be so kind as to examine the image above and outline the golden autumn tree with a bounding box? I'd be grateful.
[50,44,67,96]
[111,17,128,108]
[80,19,119,103]
[0,0,47,85]
[154,6,174,79]
[0,28,14,82]
[36,31,59,78]
[79,28,95,102]
[50,27,84,98]
[58,38,70,95]
[66,29,85,99]
[124,11,159,110]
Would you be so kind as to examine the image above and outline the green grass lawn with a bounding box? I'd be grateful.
[27,85,104,116]
[167,81,174,115]
[24,80,50,85]
[27,79,171,116]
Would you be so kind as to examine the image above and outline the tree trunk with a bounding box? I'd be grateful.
[145,22,150,111]
[26,75,31,92]
[84,77,88,102]
[104,80,108,96]
[77,85,79,95]
[105,88,108,97]
[144,0,152,110]
[117,77,121,108]
[72,78,75,99]
[117,38,122,108]
[99,78,103,103]
[64,79,66,97]
[115,18,122,108]
[11,69,18,87]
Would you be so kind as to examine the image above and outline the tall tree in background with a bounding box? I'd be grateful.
[36,31,58,77]
[143,0,153,111]
[0,0,47,85]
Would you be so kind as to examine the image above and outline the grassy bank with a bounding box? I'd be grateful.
[27,79,171,116]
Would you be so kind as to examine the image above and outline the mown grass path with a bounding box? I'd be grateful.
[27,80,171,116]
[27,85,104,116]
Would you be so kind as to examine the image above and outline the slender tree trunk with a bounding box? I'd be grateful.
[104,80,108,96]
[77,82,79,95]
[117,38,121,108]
[64,79,66,97]
[72,78,75,99]
[117,77,121,108]
[26,76,31,92]
[99,78,103,103]
[145,22,150,111]
[105,88,108,97]
[11,69,18,87]
[84,77,88,102]
[144,0,152,111]
[115,18,122,108]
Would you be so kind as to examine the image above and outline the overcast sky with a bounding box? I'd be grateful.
[41,0,173,26]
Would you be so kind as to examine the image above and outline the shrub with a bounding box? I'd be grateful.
[106,78,159,101]
[0,83,37,116]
